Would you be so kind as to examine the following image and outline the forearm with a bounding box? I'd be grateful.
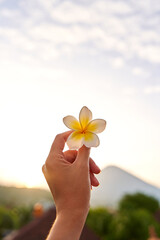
[46,210,88,240]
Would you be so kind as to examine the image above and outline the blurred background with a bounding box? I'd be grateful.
[0,0,160,239]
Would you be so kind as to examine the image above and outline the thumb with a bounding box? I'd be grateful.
[76,145,90,166]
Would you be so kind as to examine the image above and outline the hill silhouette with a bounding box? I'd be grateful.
[91,165,160,208]
[0,185,52,207]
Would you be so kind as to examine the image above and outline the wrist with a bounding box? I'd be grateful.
[47,209,88,240]
[57,207,89,224]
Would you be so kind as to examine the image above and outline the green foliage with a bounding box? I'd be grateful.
[86,208,113,238]
[0,207,14,229]
[107,209,160,240]
[0,205,33,238]
[10,206,33,228]
[87,193,160,240]
[119,192,159,214]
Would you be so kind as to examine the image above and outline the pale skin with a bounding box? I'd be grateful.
[42,131,101,240]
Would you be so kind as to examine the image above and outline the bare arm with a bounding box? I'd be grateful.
[46,210,87,240]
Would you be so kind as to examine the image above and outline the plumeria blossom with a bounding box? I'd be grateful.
[63,106,106,150]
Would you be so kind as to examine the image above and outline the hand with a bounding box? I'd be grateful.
[42,131,101,240]
[42,131,100,215]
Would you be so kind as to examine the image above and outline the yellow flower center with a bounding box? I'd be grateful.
[81,130,86,134]
[80,126,88,134]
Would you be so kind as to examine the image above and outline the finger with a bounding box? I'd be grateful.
[42,164,46,174]
[76,145,90,166]
[90,158,101,174]
[50,131,72,154]
[63,150,77,163]
[63,151,100,173]
[90,171,100,187]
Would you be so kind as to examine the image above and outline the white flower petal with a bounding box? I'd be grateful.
[79,106,92,129]
[87,119,107,133]
[67,131,84,150]
[63,116,81,131]
[83,132,100,148]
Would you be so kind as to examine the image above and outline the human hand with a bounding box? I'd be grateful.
[42,131,100,216]
[42,131,101,240]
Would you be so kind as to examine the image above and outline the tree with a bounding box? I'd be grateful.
[119,193,159,214]
[0,205,33,238]
[86,207,113,238]
[107,209,160,240]
[86,193,160,240]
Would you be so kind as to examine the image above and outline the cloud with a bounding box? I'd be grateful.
[93,0,132,14]
[45,1,132,24]
[0,0,160,65]
[0,8,20,18]
[123,87,138,96]
[144,86,160,94]
[137,45,160,64]
[132,67,149,78]
[130,0,160,14]
[112,57,125,69]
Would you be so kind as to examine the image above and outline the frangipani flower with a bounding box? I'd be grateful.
[63,106,106,150]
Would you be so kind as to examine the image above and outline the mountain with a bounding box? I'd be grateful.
[90,165,160,208]
[0,185,53,207]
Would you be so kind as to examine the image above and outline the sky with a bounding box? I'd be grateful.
[0,0,160,189]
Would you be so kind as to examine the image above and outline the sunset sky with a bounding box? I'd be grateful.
[0,0,160,188]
